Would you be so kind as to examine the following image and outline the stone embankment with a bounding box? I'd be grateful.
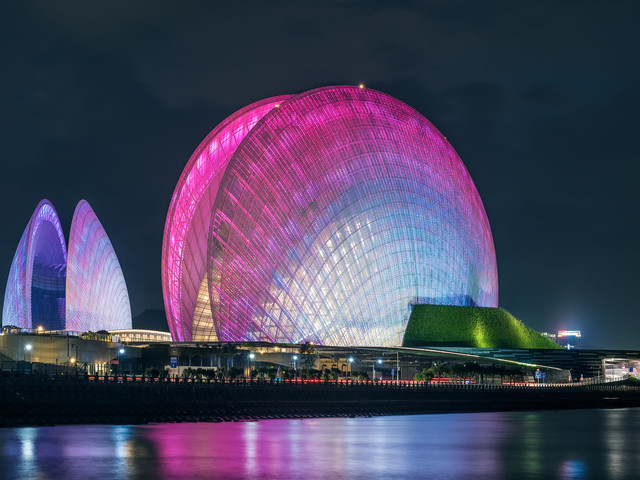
[1,375,639,427]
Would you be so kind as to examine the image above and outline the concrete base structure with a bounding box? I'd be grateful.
[0,332,139,375]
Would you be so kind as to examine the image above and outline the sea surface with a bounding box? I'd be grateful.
[1,408,639,479]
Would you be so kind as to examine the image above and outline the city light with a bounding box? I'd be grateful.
[119,348,125,354]
[249,353,255,359]
[25,344,32,351]
[558,330,581,338]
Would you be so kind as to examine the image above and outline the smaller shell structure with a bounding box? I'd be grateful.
[2,200,67,329]
[66,200,132,331]
[2,199,132,332]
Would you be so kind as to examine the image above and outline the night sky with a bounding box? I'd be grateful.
[1,1,638,349]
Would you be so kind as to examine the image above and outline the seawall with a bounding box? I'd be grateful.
[2,375,639,427]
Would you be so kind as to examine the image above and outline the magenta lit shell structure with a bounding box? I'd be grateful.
[163,86,498,345]
[66,200,132,331]
[2,200,67,329]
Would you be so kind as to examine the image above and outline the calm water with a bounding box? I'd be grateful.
[1,409,640,479]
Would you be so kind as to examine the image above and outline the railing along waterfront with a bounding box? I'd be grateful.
[27,374,634,391]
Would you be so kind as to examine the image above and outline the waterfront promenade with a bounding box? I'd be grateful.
[1,373,639,427]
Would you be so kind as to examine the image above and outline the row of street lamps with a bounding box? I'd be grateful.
[246,352,390,379]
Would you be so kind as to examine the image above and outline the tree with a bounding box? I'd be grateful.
[451,363,467,382]
[219,343,239,370]
[464,362,482,384]
[299,342,317,376]
[428,361,449,382]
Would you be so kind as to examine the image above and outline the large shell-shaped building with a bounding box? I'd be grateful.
[163,86,498,346]
[2,199,132,332]
[66,200,132,331]
[2,200,67,330]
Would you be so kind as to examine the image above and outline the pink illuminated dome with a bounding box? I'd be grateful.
[163,86,498,345]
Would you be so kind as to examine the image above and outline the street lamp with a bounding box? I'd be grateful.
[348,357,354,377]
[292,355,298,372]
[249,353,255,376]
[117,348,125,375]
[24,344,32,362]
[373,359,382,381]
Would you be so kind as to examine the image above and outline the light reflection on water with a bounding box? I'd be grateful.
[1,409,640,479]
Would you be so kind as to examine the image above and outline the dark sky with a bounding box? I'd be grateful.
[1,1,638,349]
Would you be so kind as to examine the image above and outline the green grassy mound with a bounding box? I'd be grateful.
[402,304,561,349]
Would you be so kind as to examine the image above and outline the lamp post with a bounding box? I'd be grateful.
[249,352,255,377]
[348,357,354,378]
[118,348,125,375]
[373,359,382,381]
[292,355,298,373]
[24,344,32,362]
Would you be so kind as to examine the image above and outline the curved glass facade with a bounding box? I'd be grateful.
[162,96,292,341]
[2,200,67,329]
[164,86,498,346]
[66,200,132,331]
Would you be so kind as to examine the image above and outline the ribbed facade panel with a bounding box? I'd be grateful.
[66,200,132,331]
[161,96,291,341]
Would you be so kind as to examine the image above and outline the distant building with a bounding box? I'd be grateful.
[540,332,558,343]
[109,329,172,344]
[557,330,582,349]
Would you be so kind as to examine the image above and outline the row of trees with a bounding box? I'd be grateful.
[176,366,244,380]
[414,361,529,384]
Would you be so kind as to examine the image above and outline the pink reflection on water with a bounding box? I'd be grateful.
[4,410,633,479]
[143,414,508,479]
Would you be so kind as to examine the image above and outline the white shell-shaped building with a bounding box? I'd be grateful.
[66,200,132,331]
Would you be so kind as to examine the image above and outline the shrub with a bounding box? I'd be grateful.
[403,305,562,349]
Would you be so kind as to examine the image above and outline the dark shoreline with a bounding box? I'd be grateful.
[2,376,639,427]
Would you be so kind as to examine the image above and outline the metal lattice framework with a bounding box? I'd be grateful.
[66,200,132,331]
[2,200,67,329]
[163,86,498,346]
[162,96,291,341]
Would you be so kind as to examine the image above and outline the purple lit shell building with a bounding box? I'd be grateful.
[163,86,498,346]
[2,200,132,331]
